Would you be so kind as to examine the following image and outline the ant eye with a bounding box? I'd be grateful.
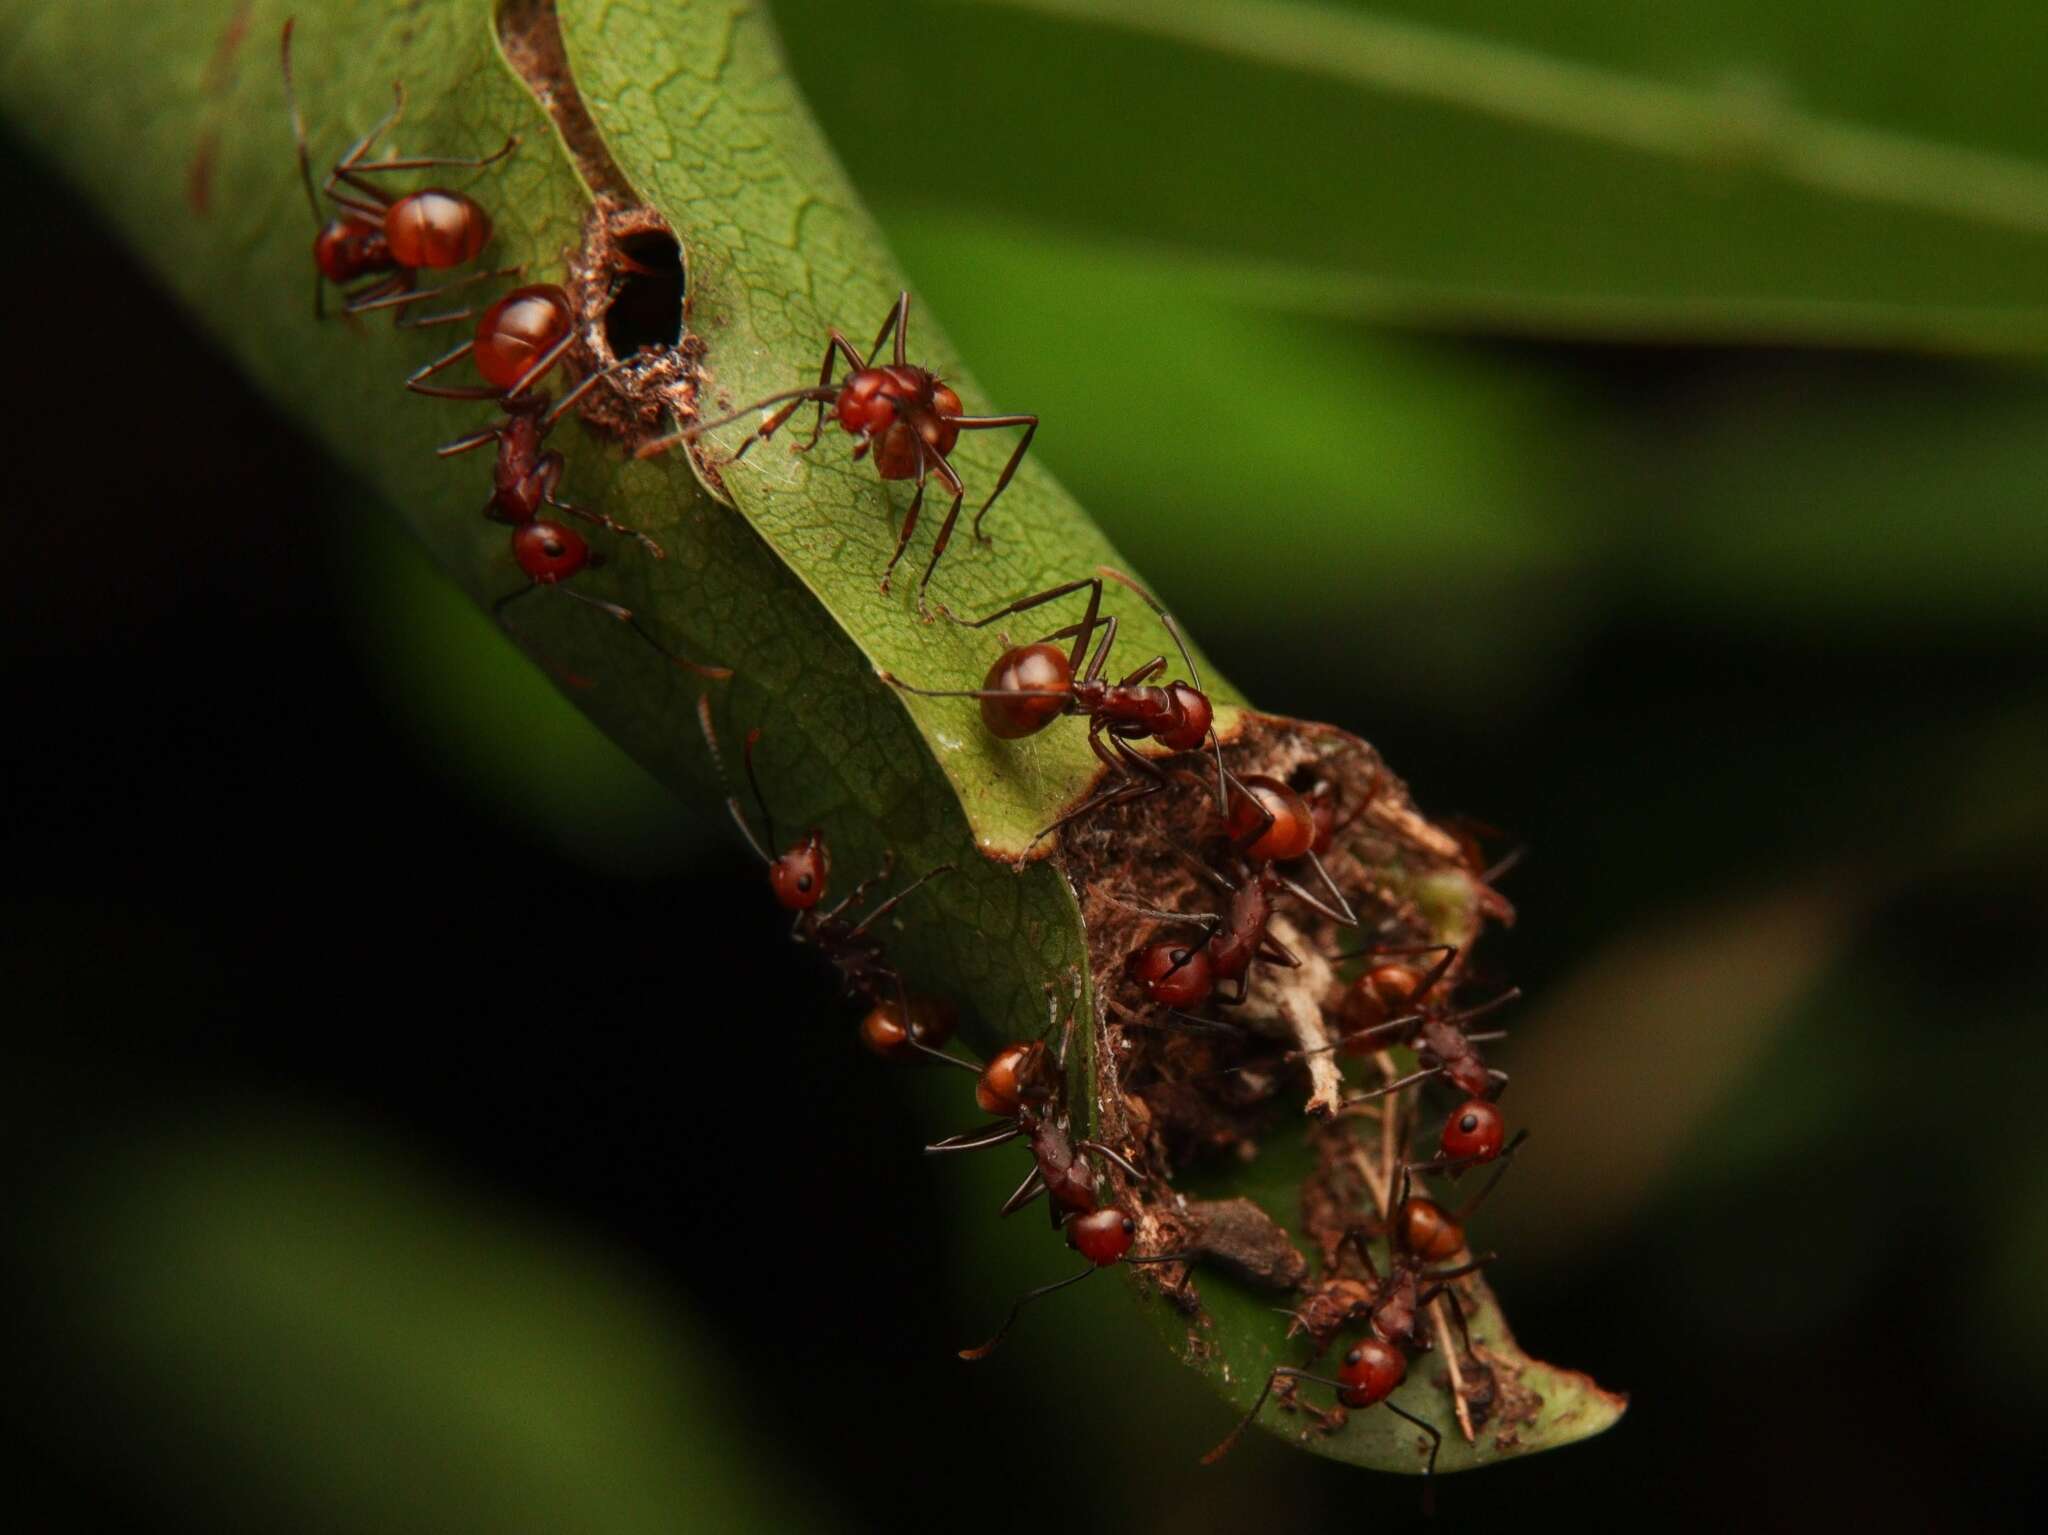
[1121,1217,1134,1234]
[797,875,813,891]
[1460,1112,1480,1132]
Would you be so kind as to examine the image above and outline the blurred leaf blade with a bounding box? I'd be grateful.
[33,1113,832,1534]
[770,0,2048,346]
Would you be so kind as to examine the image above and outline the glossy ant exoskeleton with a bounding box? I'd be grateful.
[281,20,519,323]
[883,568,1227,836]
[697,701,956,1053]
[436,358,728,677]
[641,291,1036,606]
[404,282,578,400]
[1201,1149,1524,1492]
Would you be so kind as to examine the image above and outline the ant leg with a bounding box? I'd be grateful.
[844,863,955,939]
[341,272,407,309]
[348,265,522,324]
[492,581,540,627]
[437,424,503,459]
[958,1266,1095,1360]
[1077,1140,1145,1181]
[880,475,928,596]
[1346,1065,1439,1102]
[1273,866,1358,927]
[868,291,910,368]
[1447,1132,1529,1223]
[795,330,866,449]
[914,491,970,615]
[1104,894,1222,934]
[553,585,734,679]
[1201,1367,1346,1465]
[323,80,407,201]
[1383,1399,1445,1507]
[939,413,1037,543]
[943,577,1103,674]
[1114,655,1169,689]
[332,132,519,192]
[815,852,895,926]
[404,339,505,401]
[547,492,664,562]
[1000,1165,1048,1217]
[636,387,839,461]
[927,1121,1025,1154]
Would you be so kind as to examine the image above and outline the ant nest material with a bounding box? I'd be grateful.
[1059,712,1498,1307]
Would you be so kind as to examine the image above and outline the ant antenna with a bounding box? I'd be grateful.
[694,696,773,865]
[1099,565,1229,808]
[739,728,779,853]
[279,18,328,319]
[959,1267,1095,1360]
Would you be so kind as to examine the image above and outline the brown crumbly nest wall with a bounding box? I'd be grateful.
[1056,711,1494,1304]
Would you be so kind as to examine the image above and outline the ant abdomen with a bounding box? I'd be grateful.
[1396,1197,1466,1263]
[474,284,576,391]
[383,188,494,269]
[1225,775,1317,863]
[979,644,1071,738]
[860,996,959,1060]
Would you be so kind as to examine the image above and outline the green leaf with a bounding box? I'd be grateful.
[0,0,1618,1473]
[26,1110,833,1532]
[776,0,2048,348]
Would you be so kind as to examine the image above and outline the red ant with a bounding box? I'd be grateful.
[435,356,728,676]
[641,291,1036,606]
[697,701,956,1049]
[932,1044,1185,1359]
[1202,1148,1523,1491]
[882,568,1229,837]
[1122,848,1358,1012]
[281,20,519,323]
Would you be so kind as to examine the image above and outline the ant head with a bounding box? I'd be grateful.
[384,187,494,270]
[975,1041,1048,1117]
[859,995,959,1060]
[1440,1099,1507,1164]
[510,520,589,584]
[1224,775,1316,863]
[474,283,575,392]
[1153,683,1214,753]
[1067,1206,1136,1267]
[768,829,829,910]
[1338,1338,1407,1408]
[312,217,383,282]
[1127,940,1214,1010]
[980,644,1072,739]
[1395,1196,1465,1263]
[835,369,900,436]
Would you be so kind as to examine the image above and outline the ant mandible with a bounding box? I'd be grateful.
[882,567,1226,837]
[640,290,1037,607]
[697,701,957,1053]
[437,357,729,677]
[281,20,519,323]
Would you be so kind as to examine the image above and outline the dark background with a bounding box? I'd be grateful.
[8,2,2048,1531]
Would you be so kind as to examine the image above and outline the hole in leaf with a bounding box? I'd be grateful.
[604,231,684,356]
